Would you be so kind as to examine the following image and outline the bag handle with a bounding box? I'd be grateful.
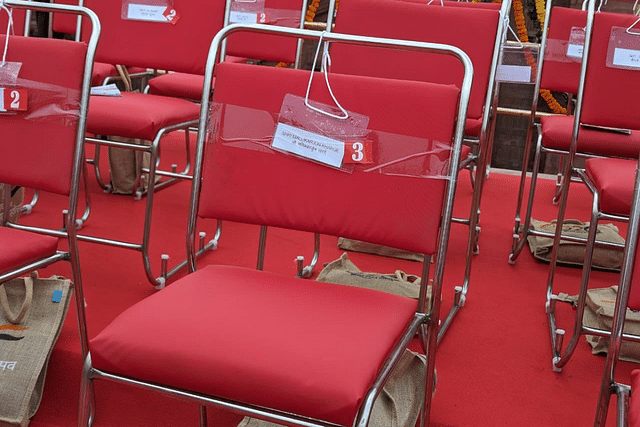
[0,274,33,324]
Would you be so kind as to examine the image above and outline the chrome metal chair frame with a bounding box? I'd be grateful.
[77,24,473,427]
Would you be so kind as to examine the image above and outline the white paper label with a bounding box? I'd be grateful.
[613,48,640,69]
[566,44,583,59]
[229,11,258,23]
[90,84,122,97]
[496,65,532,83]
[127,4,169,22]
[0,88,6,112]
[272,122,345,168]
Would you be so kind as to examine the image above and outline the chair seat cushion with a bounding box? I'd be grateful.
[585,157,636,217]
[91,62,118,87]
[465,117,482,138]
[541,115,640,158]
[146,72,206,102]
[630,370,640,427]
[90,264,418,426]
[146,56,248,100]
[87,92,200,141]
[0,227,59,276]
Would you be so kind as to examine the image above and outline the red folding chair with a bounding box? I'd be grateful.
[77,24,472,427]
[0,0,98,380]
[510,4,587,264]
[328,0,509,341]
[535,5,640,371]
[145,0,307,101]
[34,0,234,288]
[593,158,640,427]
[49,0,151,87]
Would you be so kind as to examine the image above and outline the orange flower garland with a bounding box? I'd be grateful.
[275,0,327,68]
[476,0,566,114]
[513,0,567,114]
[305,0,321,22]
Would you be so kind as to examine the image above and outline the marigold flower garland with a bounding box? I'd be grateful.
[476,0,566,114]
[514,0,567,114]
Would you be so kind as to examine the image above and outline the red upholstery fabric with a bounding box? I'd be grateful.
[461,144,471,161]
[147,72,206,101]
[92,64,147,87]
[51,0,78,34]
[541,115,640,159]
[0,36,86,195]
[199,62,460,255]
[81,0,226,75]
[90,264,418,426]
[585,157,635,217]
[630,370,640,427]
[465,117,482,138]
[87,92,200,141]
[146,58,246,100]
[0,227,59,275]
[91,62,118,86]
[539,7,586,94]
[331,0,499,122]
[0,8,26,36]
[422,0,501,9]
[581,12,640,131]
[225,0,304,63]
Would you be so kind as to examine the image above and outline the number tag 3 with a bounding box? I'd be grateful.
[343,140,373,164]
[0,88,27,112]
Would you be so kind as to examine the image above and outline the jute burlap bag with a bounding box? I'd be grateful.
[235,254,432,427]
[337,237,425,262]
[527,219,625,271]
[557,286,640,363]
[0,273,72,427]
[316,252,428,300]
[584,286,640,363]
[108,136,154,194]
[106,66,156,195]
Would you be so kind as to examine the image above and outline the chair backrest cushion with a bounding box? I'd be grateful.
[540,7,587,95]
[82,0,226,74]
[225,0,304,64]
[198,62,461,255]
[330,0,500,120]
[0,36,86,195]
[51,0,79,35]
[581,12,640,131]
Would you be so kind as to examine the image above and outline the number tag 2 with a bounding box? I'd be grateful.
[162,7,180,24]
[0,88,27,112]
[343,140,373,164]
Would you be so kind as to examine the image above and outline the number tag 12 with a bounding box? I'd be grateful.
[343,140,373,164]
[0,88,27,112]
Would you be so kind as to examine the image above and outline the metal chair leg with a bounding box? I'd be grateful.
[296,233,320,278]
[510,131,545,263]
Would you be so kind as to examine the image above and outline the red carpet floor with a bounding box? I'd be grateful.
[15,132,635,427]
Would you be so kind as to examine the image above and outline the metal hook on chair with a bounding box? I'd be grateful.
[597,0,607,13]
[504,15,524,49]
[304,32,349,120]
[627,15,640,35]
